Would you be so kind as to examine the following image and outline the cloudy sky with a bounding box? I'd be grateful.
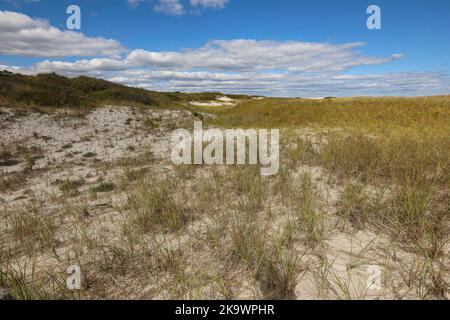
[0,0,449,97]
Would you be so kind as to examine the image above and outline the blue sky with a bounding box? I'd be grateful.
[0,0,449,97]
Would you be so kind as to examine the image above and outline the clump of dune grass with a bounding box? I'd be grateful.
[0,150,13,161]
[194,168,228,216]
[280,134,318,169]
[143,117,160,130]
[232,166,267,214]
[116,150,155,167]
[147,236,184,275]
[0,172,26,192]
[7,203,57,252]
[0,150,20,167]
[62,199,90,222]
[256,239,304,299]
[117,167,148,190]
[294,172,325,246]
[89,182,115,197]
[227,212,303,299]
[274,165,294,200]
[126,179,189,234]
[336,182,369,231]
[97,244,135,277]
[59,179,84,197]
[228,213,267,268]
[378,181,448,259]
[391,254,449,299]
[0,257,71,300]
[173,164,197,180]
[124,167,148,182]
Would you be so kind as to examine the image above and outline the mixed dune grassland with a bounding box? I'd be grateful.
[0,72,449,300]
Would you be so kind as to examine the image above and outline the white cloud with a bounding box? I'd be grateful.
[150,0,229,15]
[14,39,400,76]
[392,53,404,59]
[3,59,448,97]
[0,10,124,58]
[154,0,185,15]
[104,70,449,97]
[190,0,229,8]
[33,58,128,74]
[126,40,400,73]
[127,0,144,8]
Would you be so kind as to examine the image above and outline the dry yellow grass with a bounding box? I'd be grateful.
[212,96,450,136]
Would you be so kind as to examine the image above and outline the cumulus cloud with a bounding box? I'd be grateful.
[150,0,229,15]
[32,58,128,74]
[125,40,400,73]
[105,71,449,97]
[0,10,124,58]
[154,0,185,15]
[4,59,449,97]
[12,39,401,75]
[190,0,229,9]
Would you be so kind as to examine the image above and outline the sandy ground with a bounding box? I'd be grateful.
[189,96,239,107]
[0,106,193,201]
[0,105,448,300]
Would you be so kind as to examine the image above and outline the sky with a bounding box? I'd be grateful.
[0,0,449,97]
